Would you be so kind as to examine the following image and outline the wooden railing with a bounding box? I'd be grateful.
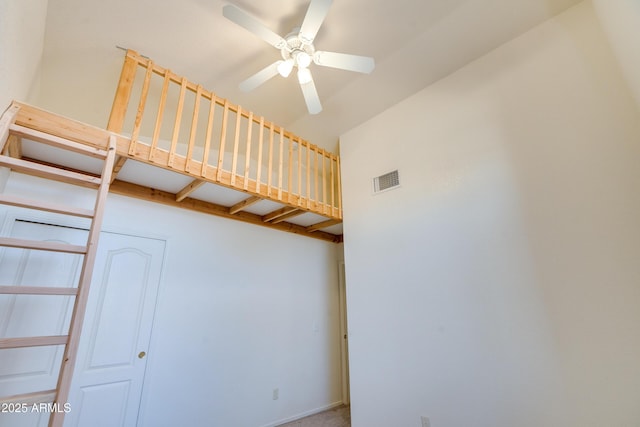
[107,50,342,220]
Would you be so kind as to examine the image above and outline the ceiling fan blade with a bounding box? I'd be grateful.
[299,0,333,43]
[313,51,375,74]
[223,5,286,49]
[300,73,322,115]
[239,61,282,92]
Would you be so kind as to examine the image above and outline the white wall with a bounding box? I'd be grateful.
[592,0,640,109]
[0,0,48,110]
[34,49,125,130]
[0,173,343,426]
[340,2,640,426]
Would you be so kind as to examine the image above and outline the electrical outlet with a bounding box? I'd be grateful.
[272,388,279,400]
[421,416,431,427]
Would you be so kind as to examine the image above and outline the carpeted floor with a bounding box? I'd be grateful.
[278,405,351,427]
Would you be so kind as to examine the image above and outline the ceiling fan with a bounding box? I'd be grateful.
[223,0,375,115]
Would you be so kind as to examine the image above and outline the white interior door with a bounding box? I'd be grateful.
[0,218,165,427]
[65,232,165,427]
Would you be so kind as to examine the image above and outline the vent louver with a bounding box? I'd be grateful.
[373,170,400,193]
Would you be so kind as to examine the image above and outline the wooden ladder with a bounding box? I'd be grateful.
[0,104,116,427]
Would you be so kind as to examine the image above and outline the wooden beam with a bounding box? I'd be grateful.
[306,219,342,233]
[229,195,262,215]
[110,155,128,183]
[263,206,299,223]
[14,102,111,150]
[18,155,343,240]
[109,180,342,243]
[270,209,304,224]
[4,134,22,158]
[176,179,206,202]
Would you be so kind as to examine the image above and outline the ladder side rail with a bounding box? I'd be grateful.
[0,104,20,152]
[49,136,116,427]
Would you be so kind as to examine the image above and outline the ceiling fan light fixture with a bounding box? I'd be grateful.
[297,68,312,85]
[295,51,312,68]
[277,59,294,77]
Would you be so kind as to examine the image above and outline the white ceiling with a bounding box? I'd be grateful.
[42,0,582,152]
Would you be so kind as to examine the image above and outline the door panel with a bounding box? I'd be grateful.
[65,232,165,427]
[74,381,131,427]
[84,248,151,370]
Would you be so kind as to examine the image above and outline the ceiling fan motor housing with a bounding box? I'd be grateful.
[281,30,316,69]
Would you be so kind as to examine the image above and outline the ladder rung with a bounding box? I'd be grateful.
[0,335,68,349]
[0,286,78,296]
[0,194,94,218]
[0,155,101,189]
[9,124,108,159]
[0,237,87,254]
[0,389,56,405]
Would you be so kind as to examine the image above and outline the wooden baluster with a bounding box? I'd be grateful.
[267,123,274,197]
[297,137,302,205]
[288,135,294,199]
[129,61,153,156]
[168,77,187,168]
[278,127,284,201]
[243,111,254,190]
[216,101,230,182]
[330,154,335,217]
[314,146,319,208]
[230,106,242,186]
[256,117,264,193]
[149,70,171,162]
[322,150,327,215]
[306,141,311,209]
[201,94,216,177]
[185,85,202,173]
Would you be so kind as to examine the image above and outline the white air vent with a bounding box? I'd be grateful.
[373,170,400,194]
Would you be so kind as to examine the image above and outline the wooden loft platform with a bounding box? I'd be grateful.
[0,51,344,243]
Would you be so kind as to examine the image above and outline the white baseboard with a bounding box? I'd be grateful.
[260,401,345,427]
